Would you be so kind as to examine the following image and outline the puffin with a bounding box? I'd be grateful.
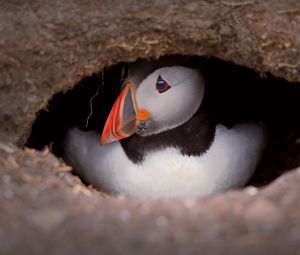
[64,58,267,199]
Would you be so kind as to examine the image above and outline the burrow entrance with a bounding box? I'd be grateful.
[25,55,300,193]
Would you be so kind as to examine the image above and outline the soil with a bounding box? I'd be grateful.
[1,0,300,254]
[1,135,300,255]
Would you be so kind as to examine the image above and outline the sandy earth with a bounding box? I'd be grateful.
[1,0,300,254]
[1,139,300,254]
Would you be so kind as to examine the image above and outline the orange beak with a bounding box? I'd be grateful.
[100,81,151,144]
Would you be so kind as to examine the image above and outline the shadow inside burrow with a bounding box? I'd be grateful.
[25,55,300,189]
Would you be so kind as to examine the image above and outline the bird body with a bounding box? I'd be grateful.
[64,58,267,198]
[65,123,265,198]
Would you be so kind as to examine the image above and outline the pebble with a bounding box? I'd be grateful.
[117,194,126,200]
[184,198,196,208]
[4,189,14,199]
[118,209,131,222]
[246,186,258,196]
[30,208,66,232]
[0,142,15,154]
[244,199,282,225]
[2,174,11,183]
[58,172,65,178]
[156,215,169,227]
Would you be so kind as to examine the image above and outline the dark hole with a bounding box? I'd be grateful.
[25,55,300,188]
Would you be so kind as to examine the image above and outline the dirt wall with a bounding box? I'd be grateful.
[1,1,300,254]
[1,0,300,142]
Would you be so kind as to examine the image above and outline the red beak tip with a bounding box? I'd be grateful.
[99,82,138,145]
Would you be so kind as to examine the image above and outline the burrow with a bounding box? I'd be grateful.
[25,55,300,194]
[2,1,300,254]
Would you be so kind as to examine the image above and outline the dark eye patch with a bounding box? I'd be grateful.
[156,75,171,93]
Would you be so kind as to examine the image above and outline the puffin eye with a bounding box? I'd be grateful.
[156,75,171,93]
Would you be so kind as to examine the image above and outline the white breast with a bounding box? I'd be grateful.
[64,123,266,199]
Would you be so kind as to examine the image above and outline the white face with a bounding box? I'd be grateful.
[135,66,205,136]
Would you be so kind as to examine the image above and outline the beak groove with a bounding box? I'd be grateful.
[100,82,138,144]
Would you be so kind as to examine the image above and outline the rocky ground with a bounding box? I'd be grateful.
[1,0,300,254]
[1,134,300,254]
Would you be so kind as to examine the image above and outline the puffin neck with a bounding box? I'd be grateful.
[120,102,217,164]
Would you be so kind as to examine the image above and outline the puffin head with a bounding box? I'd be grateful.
[100,65,205,144]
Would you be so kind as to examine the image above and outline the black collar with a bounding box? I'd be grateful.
[120,103,217,164]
